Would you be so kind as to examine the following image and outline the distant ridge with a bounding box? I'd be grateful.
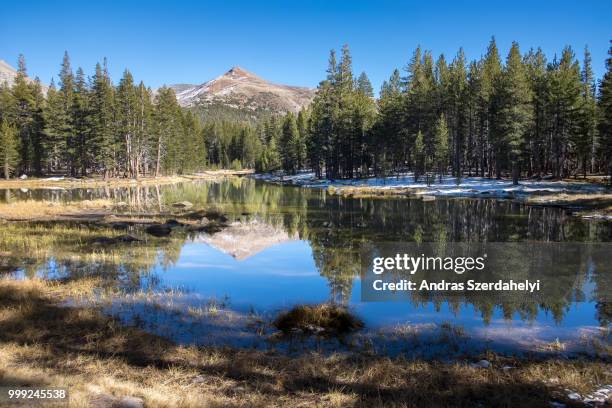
[0,59,48,94]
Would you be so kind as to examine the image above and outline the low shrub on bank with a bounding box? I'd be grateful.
[273,303,364,336]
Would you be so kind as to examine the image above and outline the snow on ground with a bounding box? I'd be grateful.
[252,171,607,197]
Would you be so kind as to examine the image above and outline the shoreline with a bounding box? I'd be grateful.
[0,277,609,407]
[253,172,612,219]
[0,169,253,189]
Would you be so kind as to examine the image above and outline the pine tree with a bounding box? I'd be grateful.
[491,42,533,184]
[547,47,582,178]
[479,37,502,176]
[11,54,35,175]
[43,80,68,172]
[579,46,598,175]
[373,69,403,175]
[280,112,299,173]
[598,42,612,183]
[58,51,75,174]
[116,70,138,177]
[412,130,425,181]
[72,67,90,175]
[448,48,468,178]
[433,113,449,181]
[524,47,547,177]
[89,60,116,177]
[29,79,46,175]
[0,120,19,179]
[356,72,374,97]
[154,87,181,176]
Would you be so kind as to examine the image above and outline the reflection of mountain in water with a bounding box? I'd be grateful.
[195,219,297,260]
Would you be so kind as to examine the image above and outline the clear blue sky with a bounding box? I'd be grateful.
[1,0,610,92]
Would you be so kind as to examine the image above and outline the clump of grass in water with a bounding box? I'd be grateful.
[273,304,364,336]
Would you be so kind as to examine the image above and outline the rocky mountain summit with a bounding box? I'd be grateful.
[170,67,314,114]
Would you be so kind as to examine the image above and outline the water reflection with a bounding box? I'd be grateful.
[1,178,610,351]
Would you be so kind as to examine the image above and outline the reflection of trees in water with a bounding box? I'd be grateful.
[241,182,611,325]
[2,179,610,325]
[0,222,187,293]
[152,178,611,324]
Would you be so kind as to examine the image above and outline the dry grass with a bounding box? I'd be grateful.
[525,193,612,217]
[0,278,609,407]
[273,304,364,336]
[0,199,114,221]
[0,170,252,189]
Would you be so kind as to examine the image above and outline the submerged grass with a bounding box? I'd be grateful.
[273,304,363,335]
[0,278,610,407]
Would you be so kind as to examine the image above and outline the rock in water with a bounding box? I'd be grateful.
[146,224,172,237]
[165,219,185,228]
[470,360,491,369]
[172,201,193,209]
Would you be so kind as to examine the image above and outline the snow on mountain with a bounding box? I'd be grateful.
[194,219,297,260]
[169,66,315,114]
[0,59,48,94]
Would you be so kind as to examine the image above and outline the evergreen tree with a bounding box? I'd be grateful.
[412,130,425,181]
[12,54,35,175]
[89,60,116,177]
[356,72,374,97]
[154,87,181,176]
[524,47,547,177]
[280,112,299,173]
[598,42,612,182]
[579,46,598,175]
[58,51,75,174]
[43,80,68,173]
[72,67,90,175]
[491,42,533,184]
[0,120,19,179]
[547,47,582,178]
[433,113,449,181]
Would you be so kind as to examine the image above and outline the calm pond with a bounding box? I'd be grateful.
[2,177,611,356]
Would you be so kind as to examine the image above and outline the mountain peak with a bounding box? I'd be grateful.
[225,66,257,79]
[170,67,315,114]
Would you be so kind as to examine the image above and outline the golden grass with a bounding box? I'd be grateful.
[0,278,609,407]
[273,304,364,335]
[0,199,113,221]
[525,193,612,216]
[0,170,253,189]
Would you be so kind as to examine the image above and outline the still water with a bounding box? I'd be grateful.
[1,178,610,355]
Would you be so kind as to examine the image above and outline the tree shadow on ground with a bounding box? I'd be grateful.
[0,281,603,407]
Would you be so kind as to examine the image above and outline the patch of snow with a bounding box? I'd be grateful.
[252,172,606,198]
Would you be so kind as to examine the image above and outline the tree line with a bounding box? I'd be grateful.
[0,52,206,179]
[2,40,612,183]
[260,39,612,184]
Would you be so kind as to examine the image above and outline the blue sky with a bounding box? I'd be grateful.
[1,0,610,92]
